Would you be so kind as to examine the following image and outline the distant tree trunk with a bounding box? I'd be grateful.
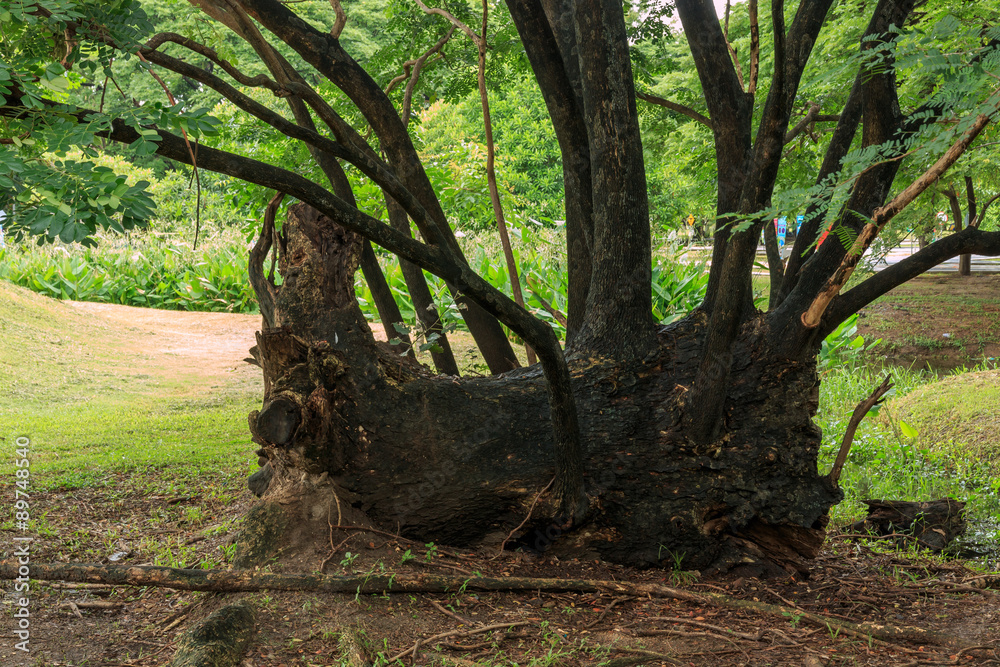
[962,176,976,276]
[943,183,973,276]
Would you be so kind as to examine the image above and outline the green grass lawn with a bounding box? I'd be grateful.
[0,282,259,491]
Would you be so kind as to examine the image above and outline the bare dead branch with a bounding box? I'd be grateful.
[723,0,745,89]
[827,374,893,486]
[635,91,713,129]
[0,561,973,649]
[413,0,479,45]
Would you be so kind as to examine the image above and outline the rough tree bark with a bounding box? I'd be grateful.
[245,202,838,575]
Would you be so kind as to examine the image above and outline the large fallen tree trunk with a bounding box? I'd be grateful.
[244,204,840,577]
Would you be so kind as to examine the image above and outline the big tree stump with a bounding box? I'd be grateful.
[243,204,841,576]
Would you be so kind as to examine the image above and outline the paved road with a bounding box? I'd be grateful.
[871,244,1000,272]
[684,242,1000,273]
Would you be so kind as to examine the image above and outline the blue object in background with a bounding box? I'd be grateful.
[776,216,787,247]
[796,215,804,234]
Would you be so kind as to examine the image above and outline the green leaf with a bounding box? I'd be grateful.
[899,421,919,440]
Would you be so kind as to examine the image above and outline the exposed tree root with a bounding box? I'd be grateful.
[1,560,975,650]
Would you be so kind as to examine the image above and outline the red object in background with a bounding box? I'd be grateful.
[818,229,830,246]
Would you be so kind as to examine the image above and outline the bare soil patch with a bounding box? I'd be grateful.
[856,273,1000,370]
[4,485,1000,666]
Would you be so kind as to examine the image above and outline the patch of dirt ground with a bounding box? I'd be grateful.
[1,301,999,666]
[856,273,1000,370]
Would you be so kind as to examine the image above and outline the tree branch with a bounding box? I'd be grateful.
[329,0,347,38]
[503,0,594,343]
[823,226,1000,333]
[828,374,893,486]
[413,0,479,45]
[6,82,584,520]
[234,0,521,374]
[973,192,1000,228]
[384,26,454,127]
[723,0,745,90]
[783,102,840,144]
[801,106,995,329]
[137,45,443,249]
[748,0,760,95]
[0,561,973,649]
[635,91,713,128]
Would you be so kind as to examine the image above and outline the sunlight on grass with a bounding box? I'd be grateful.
[0,281,259,490]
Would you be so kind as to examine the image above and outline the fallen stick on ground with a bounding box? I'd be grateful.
[0,560,973,650]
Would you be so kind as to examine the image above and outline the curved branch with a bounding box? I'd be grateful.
[413,0,479,45]
[824,226,1000,334]
[329,0,347,38]
[144,32,281,90]
[802,105,997,328]
[401,27,454,127]
[635,91,713,129]
[57,102,584,523]
[137,45,453,261]
[234,0,521,374]
[973,192,1000,228]
[249,192,284,329]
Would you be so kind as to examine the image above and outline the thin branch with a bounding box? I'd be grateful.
[138,45,442,252]
[783,102,840,144]
[527,285,569,329]
[0,131,30,145]
[471,0,534,364]
[824,226,1000,332]
[723,0,745,89]
[635,91,713,128]
[249,192,284,329]
[748,0,760,95]
[413,0,479,45]
[385,27,453,100]
[828,374,893,485]
[135,51,202,249]
[972,192,1000,228]
[801,102,997,329]
[401,27,454,127]
[1,560,973,649]
[497,477,554,555]
[144,33,282,90]
[329,0,347,38]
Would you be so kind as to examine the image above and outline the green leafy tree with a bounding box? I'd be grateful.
[3,0,1000,576]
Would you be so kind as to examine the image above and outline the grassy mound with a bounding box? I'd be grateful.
[890,369,1000,471]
